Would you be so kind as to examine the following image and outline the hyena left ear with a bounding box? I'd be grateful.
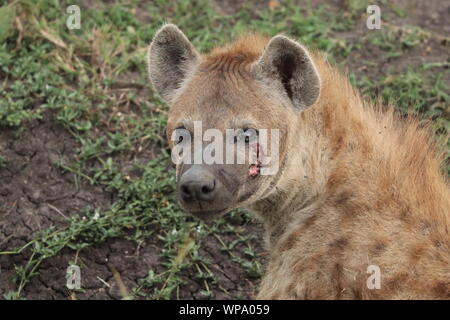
[148,24,199,102]
[253,35,321,110]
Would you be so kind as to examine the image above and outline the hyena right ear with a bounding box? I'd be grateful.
[253,35,321,110]
[148,24,199,102]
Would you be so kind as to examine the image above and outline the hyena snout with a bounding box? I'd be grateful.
[179,166,217,202]
[177,165,234,218]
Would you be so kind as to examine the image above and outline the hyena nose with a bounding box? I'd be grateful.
[180,181,216,202]
[179,166,217,202]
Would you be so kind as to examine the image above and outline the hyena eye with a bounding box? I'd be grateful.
[235,128,258,144]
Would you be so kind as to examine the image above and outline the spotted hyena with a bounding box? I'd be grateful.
[148,24,450,299]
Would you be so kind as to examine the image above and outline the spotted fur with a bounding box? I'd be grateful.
[148,24,450,299]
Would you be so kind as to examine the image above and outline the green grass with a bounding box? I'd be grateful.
[0,0,448,299]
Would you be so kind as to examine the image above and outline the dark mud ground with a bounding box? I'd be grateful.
[1,0,449,299]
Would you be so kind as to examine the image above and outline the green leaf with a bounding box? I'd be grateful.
[0,5,16,43]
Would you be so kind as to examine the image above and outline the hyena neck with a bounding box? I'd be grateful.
[248,189,321,249]
[247,116,331,248]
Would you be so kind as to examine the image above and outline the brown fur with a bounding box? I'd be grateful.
[148,26,450,299]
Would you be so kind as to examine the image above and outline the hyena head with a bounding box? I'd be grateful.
[148,24,320,219]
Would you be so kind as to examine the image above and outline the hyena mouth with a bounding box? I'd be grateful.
[248,161,262,178]
[248,143,262,178]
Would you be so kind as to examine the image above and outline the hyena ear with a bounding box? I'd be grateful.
[148,24,199,102]
[253,35,321,110]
